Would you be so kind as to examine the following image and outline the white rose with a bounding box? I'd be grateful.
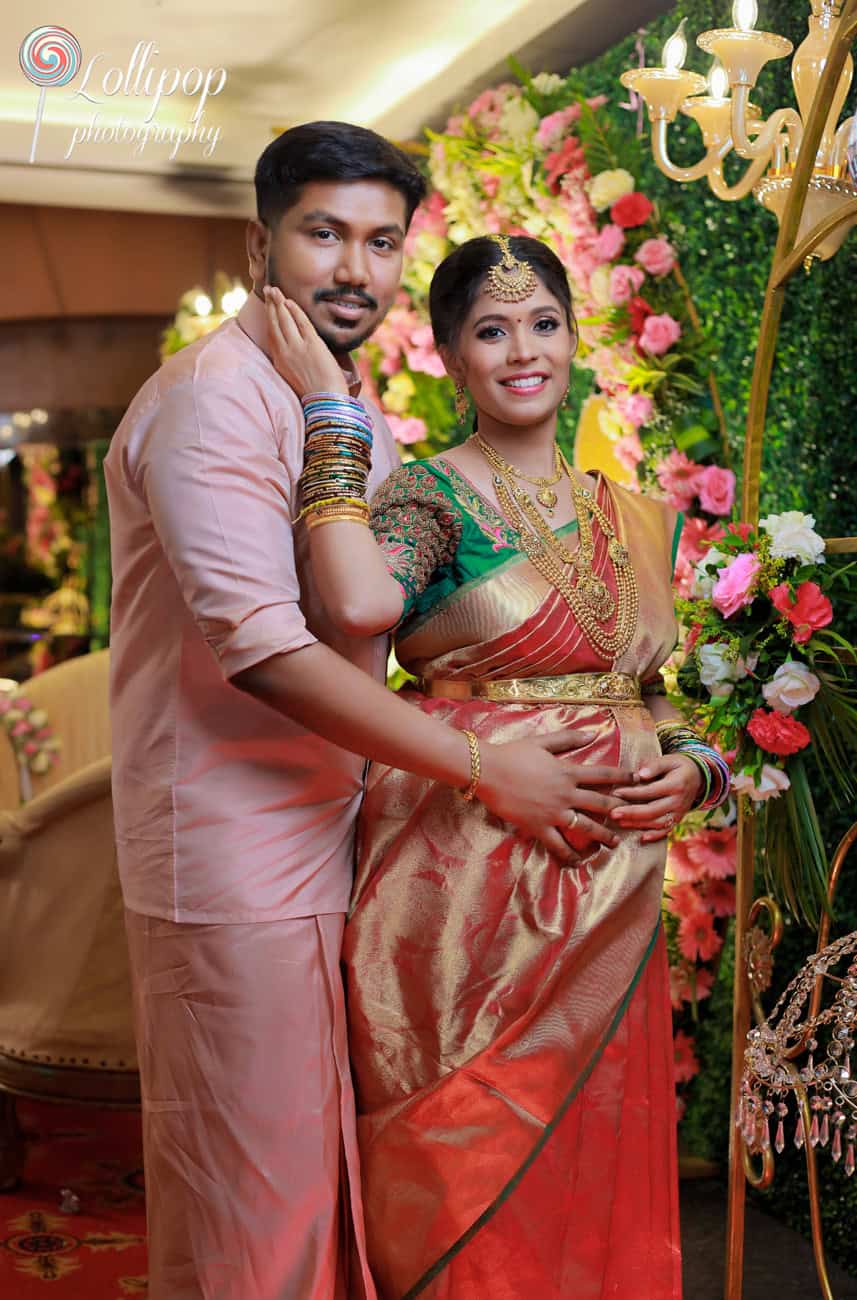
[588,168,635,212]
[732,765,791,802]
[697,642,749,697]
[27,708,49,728]
[532,73,565,94]
[690,547,728,598]
[760,510,826,565]
[762,660,821,714]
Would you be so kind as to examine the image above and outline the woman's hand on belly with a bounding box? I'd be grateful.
[479,729,632,865]
[609,753,704,841]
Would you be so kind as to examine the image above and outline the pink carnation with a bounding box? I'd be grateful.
[639,312,682,356]
[615,392,654,429]
[615,432,645,473]
[655,450,703,511]
[609,264,645,305]
[635,237,676,277]
[535,104,580,149]
[698,465,736,517]
[385,414,427,446]
[405,323,446,378]
[592,223,625,264]
[711,552,761,617]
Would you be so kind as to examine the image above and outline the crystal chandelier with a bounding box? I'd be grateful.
[739,929,857,1175]
[621,0,857,261]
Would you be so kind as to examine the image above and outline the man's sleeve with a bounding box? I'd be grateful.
[136,374,317,678]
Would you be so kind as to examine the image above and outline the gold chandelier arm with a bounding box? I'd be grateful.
[652,118,730,182]
[707,151,771,202]
[731,84,803,163]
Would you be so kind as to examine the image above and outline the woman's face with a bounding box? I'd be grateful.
[445,276,576,429]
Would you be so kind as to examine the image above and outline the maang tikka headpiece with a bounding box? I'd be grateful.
[485,234,538,303]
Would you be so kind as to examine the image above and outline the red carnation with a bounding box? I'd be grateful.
[628,294,654,337]
[727,521,755,542]
[770,581,833,645]
[746,707,811,757]
[610,191,654,228]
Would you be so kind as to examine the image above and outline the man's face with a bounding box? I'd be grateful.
[248,179,408,356]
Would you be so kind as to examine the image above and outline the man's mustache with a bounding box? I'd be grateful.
[314,287,378,311]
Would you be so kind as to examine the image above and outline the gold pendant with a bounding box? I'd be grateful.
[537,487,558,511]
[575,573,615,622]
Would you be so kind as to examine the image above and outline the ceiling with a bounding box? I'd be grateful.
[0,0,673,218]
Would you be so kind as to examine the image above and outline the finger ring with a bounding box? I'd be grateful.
[663,812,676,828]
[566,810,579,830]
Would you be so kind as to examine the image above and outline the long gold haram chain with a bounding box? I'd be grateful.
[473,435,639,659]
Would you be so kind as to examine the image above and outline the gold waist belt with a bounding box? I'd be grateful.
[416,671,642,706]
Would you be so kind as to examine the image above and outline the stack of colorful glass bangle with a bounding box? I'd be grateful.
[655,720,731,811]
[297,393,374,530]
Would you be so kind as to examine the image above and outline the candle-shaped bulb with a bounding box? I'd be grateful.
[732,0,758,32]
[662,18,688,73]
[709,60,729,100]
[194,293,213,317]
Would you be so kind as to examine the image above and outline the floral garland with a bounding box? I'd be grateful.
[0,690,60,779]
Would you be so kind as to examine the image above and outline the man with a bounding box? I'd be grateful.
[106,121,612,1300]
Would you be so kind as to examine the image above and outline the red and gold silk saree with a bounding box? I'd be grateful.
[343,460,683,1299]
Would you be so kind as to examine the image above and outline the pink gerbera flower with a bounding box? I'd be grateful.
[678,909,723,963]
[685,827,738,881]
[674,1030,700,1083]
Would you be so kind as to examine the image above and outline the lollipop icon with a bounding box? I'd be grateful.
[19,26,82,164]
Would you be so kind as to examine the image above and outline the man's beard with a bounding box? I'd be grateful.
[266,254,380,353]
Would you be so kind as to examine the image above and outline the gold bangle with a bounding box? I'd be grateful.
[460,729,481,802]
[304,511,370,531]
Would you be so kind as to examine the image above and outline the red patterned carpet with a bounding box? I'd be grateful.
[0,1100,147,1298]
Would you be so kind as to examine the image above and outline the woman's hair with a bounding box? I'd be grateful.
[254,121,427,229]
[429,235,575,351]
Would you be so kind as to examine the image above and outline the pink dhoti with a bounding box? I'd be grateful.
[125,909,375,1300]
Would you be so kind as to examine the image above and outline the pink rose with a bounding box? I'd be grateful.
[609,264,645,305]
[639,312,682,356]
[592,223,625,264]
[698,465,736,517]
[385,415,427,446]
[711,552,762,617]
[635,237,676,277]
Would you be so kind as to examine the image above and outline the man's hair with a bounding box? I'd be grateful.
[254,121,427,229]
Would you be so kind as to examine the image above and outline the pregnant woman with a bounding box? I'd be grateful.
[267,233,728,1299]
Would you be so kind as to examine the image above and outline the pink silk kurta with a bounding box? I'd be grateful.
[106,291,399,1299]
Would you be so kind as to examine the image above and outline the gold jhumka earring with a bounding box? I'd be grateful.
[484,234,538,303]
[454,383,468,421]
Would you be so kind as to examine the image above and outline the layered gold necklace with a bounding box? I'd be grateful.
[473,433,639,660]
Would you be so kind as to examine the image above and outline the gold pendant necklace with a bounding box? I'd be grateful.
[473,434,563,515]
[473,436,639,660]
